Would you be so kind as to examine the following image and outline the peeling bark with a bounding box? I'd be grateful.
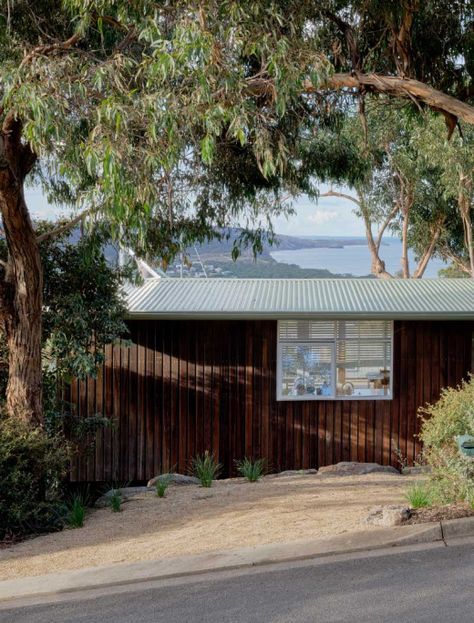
[412,223,443,279]
[0,113,42,426]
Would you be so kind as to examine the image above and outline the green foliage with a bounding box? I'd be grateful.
[418,377,474,504]
[0,416,68,539]
[38,224,129,383]
[67,494,87,528]
[236,457,266,482]
[405,483,432,509]
[109,489,122,513]
[155,474,172,498]
[191,451,221,488]
[2,2,473,270]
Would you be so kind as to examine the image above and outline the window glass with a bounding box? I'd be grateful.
[280,343,333,398]
[336,339,391,397]
[278,320,392,400]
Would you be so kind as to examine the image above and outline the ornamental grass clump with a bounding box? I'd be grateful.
[236,457,266,482]
[155,474,172,498]
[191,451,221,487]
[405,483,431,509]
[67,494,87,528]
[109,489,122,512]
[418,377,474,504]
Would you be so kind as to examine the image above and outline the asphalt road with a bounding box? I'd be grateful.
[2,541,473,623]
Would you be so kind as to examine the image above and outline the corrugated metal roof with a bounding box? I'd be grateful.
[123,278,474,319]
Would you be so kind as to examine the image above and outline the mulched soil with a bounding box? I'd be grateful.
[407,503,474,524]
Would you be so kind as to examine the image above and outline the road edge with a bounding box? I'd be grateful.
[0,516,473,604]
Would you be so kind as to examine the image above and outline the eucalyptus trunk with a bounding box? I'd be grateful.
[0,115,43,426]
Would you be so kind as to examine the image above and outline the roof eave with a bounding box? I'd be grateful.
[126,311,474,321]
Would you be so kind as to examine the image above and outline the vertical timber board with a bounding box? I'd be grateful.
[69,319,474,481]
[261,323,271,466]
[398,322,409,459]
[332,400,342,465]
[406,323,417,464]
[103,345,113,482]
[244,322,254,457]
[137,325,146,481]
[145,323,155,479]
[391,322,401,457]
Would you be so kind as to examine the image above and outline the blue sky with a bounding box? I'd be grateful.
[26,184,365,238]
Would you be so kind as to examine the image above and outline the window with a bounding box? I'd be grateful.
[277,320,393,400]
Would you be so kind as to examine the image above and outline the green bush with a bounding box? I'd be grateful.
[419,377,474,504]
[191,451,221,487]
[236,457,266,482]
[405,483,431,509]
[0,416,68,539]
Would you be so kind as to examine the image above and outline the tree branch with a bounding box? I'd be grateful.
[19,33,81,70]
[375,203,399,251]
[247,72,474,126]
[322,73,474,126]
[412,223,443,279]
[319,190,360,205]
[35,208,94,243]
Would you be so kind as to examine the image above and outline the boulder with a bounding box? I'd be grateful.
[147,473,200,488]
[364,505,411,527]
[95,486,150,508]
[274,469,318,478]
[402,466,431,476]
[318,462,399,476]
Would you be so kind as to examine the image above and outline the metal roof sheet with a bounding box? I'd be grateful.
[123,278,474,320]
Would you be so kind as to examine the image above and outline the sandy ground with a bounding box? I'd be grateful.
[0,473,418,580]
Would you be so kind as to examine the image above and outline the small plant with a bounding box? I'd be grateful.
[109,489,122,512]
[155,474,172,498]
[191,451,221,487]
[405,483,431,509]
[67,494,87,528]
[236,457,265,482]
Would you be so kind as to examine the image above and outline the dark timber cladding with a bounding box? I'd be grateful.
[69,319,474,482]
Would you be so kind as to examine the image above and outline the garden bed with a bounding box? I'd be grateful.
[0,471,418,581]
[407,503,474,524]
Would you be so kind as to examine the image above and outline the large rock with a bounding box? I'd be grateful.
[364,505,412,527]
[402,466,431,476]
[147,473,200,488]
[95,486,150,508]
[318,462,399,476]
[274,469,318,478]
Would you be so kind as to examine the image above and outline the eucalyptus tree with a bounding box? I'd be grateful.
[1,1,474,426]
[414,117,474,277]
[319,102,455,278]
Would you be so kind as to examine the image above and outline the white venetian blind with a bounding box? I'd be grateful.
[279,320,336,341]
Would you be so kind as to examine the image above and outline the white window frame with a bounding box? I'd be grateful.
[276,319,394,401]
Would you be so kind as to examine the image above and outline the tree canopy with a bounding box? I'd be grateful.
[1,0,474,425]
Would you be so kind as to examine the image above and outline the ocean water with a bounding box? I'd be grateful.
[270,238,447,278]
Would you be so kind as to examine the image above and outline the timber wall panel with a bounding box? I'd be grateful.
[70,320,474,482]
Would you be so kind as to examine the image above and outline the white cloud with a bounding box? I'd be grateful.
[307,209,338,226]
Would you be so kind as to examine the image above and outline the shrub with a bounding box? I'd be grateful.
[405,483,431,509]
[236,457,266,482]
[155,474,172,498]
[109,489,122,512]
[191,451,221,487]
[0,416,68,540]
[418,377,474,504]
[67,493,87,528]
